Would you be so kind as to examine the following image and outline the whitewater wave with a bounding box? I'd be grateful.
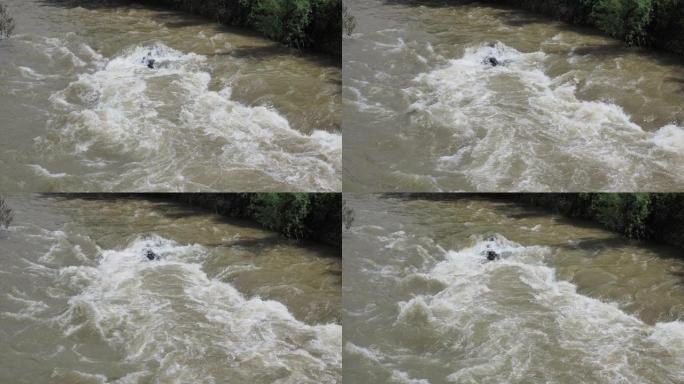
[49,235,341,383]
[392,234,684,383]
[408,42,684,191]
[37,42,340,191]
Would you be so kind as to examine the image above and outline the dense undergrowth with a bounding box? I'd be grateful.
[140,0,342,57]
[168,193,342,248]
[510,193,684,249]
[489,0,684,54]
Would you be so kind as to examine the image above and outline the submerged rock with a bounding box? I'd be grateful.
[142,51,155,69]
[145,249,159,261]
[486,250,500,261]
[484,56,500,67]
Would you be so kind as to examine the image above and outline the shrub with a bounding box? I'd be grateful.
[589,193,651,239]
[240,0,314,48]
[0,2,15,40]
[249,193,312,240]
[0,196,13,230]
[583,0,654,45]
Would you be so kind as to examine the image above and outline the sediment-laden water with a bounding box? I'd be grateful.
[344,195,684,383]
[344,0,684,192]
[0,0,341,191]
[0,195,341,383]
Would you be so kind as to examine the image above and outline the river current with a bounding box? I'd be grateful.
[344,195,684,383]
[344,0,684,191]
[0,0,341,191]
[0,195,341,383]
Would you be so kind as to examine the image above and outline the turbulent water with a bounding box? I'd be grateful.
[344,0,684,192]
[0,0,341,191]
[344,195,684,383]
[0,195,341,383]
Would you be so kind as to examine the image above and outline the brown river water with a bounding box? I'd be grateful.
[0,195,341,383]
[344,194,684,383]
[343,0,684,192]
[0,0,341,192]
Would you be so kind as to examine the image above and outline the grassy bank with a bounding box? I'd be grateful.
[507,193,684,250]
[138,0,341,58]
[487,0,684,56]
[166,193,342,249]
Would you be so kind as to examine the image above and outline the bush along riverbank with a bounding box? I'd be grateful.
[139,0,341,58]
[487,0,684,56]
[166,193,342,249]
[507,193,684,250]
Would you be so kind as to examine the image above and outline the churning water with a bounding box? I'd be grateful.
[344,195,684,383]
[0,0,341,191]
[0,195,341,383]
[344,0,684,191]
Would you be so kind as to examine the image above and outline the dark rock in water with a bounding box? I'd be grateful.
[146,59,155,69]
[486,250,499,261]
[484,56,499,67]
[145,249,158,261]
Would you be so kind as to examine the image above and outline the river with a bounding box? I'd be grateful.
[343,0,684,192]
[343,194,684,383]
[0,195,341,383]
[0,0,341,192]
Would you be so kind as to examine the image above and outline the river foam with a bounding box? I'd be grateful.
[37,42,340,191]
[407,41,684,191]
[395,234,684,383]
[1,227,341,383]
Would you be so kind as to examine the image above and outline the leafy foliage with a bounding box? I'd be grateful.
[513,193,684,248]
[240,0,312,48]
[0,2,15,40]
[492,0,684,52]
[139,0,341,55]
[249,193,311,239]
[169,193,342,247]
[582,0,653,44]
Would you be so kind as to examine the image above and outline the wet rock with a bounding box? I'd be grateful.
[145,249,159,261]
[486,250,500,261]
[484,56,500,67]
[142,51,155,69]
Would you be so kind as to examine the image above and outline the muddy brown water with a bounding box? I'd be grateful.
[0,0,341,192]
[344,194,684,383]
[0,195,341,383]
[344,0,684,192]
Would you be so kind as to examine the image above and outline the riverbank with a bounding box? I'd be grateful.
[137,0,341,59]
[487,0,684,56]
[505,193,684,250]
[166,193,342,248]
[393,193,684,251]
[61,193,342,248]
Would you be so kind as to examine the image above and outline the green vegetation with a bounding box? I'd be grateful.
[490,0,684,54]
[168,193,342,247]
[141,0,342,56]
[0,196,13,230]
[510,193,684,249]
[0,2,15,40]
